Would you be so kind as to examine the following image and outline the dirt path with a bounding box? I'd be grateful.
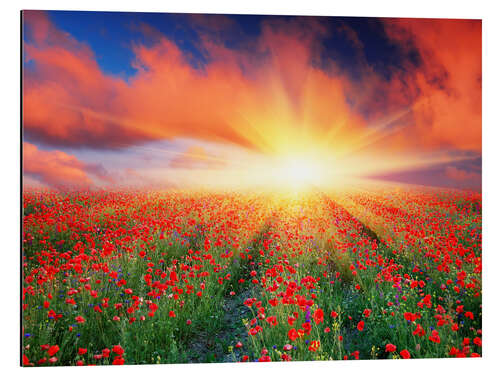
[185,221,276,363]
[186,287,255,363]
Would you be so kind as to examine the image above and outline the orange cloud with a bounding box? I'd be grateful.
[23,12,145,149]
[382,18,481,152]
[23,142,111,189]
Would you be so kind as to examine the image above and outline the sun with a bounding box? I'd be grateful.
[278,157,324,188]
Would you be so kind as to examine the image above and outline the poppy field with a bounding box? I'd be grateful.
[21,185,482,366]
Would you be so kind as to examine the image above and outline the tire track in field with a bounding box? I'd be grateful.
[316,190,386,356]
[185,218,275,363]
[317,190,381,244]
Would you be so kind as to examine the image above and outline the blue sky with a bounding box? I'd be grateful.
[38,11,416,82]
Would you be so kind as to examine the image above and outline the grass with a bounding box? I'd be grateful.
[21,188,482,365]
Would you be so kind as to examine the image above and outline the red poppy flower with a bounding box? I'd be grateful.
[465,311,475,320]
[400,349,411,359]
[385,343,396,352]
[404,312,418,322]
[266,316,278,326]
[302,322,312,334]
[308,340,320,352]
[413,324,426,337]
[429,330,441,343]
[102,348,111,358]
[112,345,124,356]
[22,354,33,366]
[357,320,365,331]
[112,356,125,365]
[37,358,47,365]
[48,345,59,357]
[313,308,324,324]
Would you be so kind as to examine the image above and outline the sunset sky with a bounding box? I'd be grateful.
[22,10,481,190]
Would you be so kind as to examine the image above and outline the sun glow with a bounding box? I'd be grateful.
[278,157,324,188]
[157,133,476,192]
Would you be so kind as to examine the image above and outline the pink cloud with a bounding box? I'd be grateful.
[445,166,480,182]
[23,142,111,189]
